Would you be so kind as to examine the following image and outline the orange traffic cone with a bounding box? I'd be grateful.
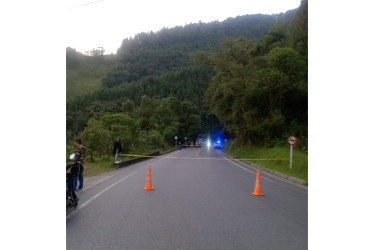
[251,171,264,196]
[144,164,155,190]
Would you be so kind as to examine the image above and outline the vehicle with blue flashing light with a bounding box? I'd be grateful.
[214,139,222,149]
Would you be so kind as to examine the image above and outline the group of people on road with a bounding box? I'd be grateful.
[67,138,123,197]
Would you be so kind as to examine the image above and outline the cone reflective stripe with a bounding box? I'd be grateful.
[144,164,155,190]
[251,170,264,196]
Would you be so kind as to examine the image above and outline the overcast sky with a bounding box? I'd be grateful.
[66,0,301,54]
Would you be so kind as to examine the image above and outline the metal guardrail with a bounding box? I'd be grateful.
[113,151,160,169]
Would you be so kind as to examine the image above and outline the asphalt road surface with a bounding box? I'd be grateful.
[67,147,308,250]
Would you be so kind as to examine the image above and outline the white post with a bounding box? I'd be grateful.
[290,145,293,169]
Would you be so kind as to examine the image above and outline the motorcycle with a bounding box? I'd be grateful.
[66,153,79,210]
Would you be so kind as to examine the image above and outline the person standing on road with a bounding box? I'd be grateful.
[113,137,123,162]
[73,138,86,194]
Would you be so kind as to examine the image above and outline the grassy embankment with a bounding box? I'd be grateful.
[66,145,177,177]
[66,61,112,102]
[223,139,308,182]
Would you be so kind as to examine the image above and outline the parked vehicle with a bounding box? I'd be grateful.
[66,154,79,211]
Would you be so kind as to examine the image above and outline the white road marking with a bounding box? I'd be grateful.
[165,150,180,158]
[73,170,138,214]
[218,151,275,183]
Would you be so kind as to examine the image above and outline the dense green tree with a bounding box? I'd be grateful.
[122,98,135,113]
[135,95,161,130]
[82,113,141,154]
[289,0,308,56]
[81,118,112,160]
[152,97,181,144]
[267,47,306,84]
[205,35,307,145]
[90,47,105,56]
[179,100,201,139]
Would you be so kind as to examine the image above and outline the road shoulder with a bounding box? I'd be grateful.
[220,150,308,189]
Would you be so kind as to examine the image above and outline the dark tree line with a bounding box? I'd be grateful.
[67,66,217,144]
[102,11,296,88]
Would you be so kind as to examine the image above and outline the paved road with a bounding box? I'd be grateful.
[67,147,308,250]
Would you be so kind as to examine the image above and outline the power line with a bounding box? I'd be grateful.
[69,0,104,9]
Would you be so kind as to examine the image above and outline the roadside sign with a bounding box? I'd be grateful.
[287,136,297,145]
[175,136,178,140]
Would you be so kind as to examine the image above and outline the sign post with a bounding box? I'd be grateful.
[287,136,297,169]
[175,136,178,146]
[184,137,187,144]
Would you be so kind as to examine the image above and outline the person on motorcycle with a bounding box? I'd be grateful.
[72,139,86,194]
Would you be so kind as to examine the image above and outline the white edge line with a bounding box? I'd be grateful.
[165,150,180,158]
[219,151,275,183]
[76,170,138,212]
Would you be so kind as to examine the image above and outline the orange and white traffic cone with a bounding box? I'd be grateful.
[251,171,264,196]
[144,164,155,190]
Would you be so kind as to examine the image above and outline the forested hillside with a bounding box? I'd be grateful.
[66,48,115,101]
[203,0,308,146]
[66,0,307,158]
[103,13,295,88]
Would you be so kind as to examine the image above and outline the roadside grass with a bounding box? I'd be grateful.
[223,140,308,182]
[83,156,117,177]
